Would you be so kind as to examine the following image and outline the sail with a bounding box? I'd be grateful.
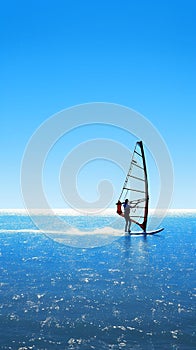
[118,141,149,231]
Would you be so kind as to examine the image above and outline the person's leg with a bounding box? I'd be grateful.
[125,217,128,232]
[128,218,131,232]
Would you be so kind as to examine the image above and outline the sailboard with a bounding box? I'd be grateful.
[116,140,164,235]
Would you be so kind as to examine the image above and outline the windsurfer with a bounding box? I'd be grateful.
[123,199,132,233]
[122,199,140,232]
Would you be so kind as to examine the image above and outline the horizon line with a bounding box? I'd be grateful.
[0,208,196,216]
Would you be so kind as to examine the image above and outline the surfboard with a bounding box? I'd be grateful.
[127,227,164,236]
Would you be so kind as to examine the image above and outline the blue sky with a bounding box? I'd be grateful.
[0,0,195,209]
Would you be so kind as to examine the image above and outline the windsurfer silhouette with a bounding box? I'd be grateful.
[123,199,140,233]
[123,199,132,233]
[116,198,144,233]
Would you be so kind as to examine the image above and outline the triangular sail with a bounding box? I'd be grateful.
[118,141,149,231]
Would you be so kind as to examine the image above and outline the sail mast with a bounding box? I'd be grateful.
[138,141,149,231]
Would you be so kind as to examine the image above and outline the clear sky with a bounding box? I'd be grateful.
[0,0,195,209]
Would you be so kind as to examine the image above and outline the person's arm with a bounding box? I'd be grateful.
[129,201,137,208]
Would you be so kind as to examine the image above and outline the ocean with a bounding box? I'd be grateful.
[0,210,195,350]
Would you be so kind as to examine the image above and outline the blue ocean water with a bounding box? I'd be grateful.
[0,211,195,350]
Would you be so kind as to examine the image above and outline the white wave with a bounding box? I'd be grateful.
[0,227,123,237]
[44,226,123,237]
[0,229,42,234]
